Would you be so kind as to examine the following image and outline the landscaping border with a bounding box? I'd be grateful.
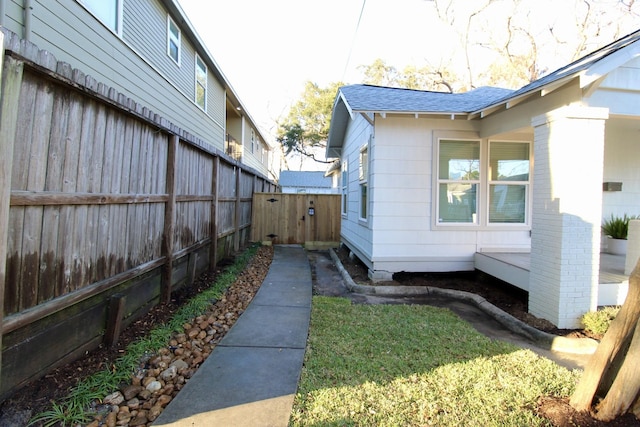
[329,248,598,355]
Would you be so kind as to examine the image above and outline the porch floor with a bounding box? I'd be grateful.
[475,252,629,306]
[476,252,628,283]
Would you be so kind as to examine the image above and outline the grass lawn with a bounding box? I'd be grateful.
[290,296,581,426]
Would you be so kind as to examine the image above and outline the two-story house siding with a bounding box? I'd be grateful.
[0,0,271,177]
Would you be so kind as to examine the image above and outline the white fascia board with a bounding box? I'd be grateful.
[337,91,355,120]
[580,46,640,88]
[352,110,468,119]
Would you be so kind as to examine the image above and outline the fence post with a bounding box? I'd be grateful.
[161,135,178,303]
[210,156,219,269]
[0,40,24,381]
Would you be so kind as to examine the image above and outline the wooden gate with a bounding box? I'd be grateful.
[251,193,340,249]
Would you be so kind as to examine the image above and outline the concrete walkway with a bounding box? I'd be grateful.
[154,245,311,427]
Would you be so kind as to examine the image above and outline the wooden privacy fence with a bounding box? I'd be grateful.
[251,193,341,249]
[0,30,276,398]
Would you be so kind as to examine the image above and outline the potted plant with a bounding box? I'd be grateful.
[602,214,637,255]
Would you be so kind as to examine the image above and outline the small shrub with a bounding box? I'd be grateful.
[581,306,620,336]
[601,214,638,239]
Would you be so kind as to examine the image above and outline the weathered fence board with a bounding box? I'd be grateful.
[0,36,276,399]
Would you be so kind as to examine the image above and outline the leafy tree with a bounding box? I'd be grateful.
[276,81,343,165]
[359,58,399,87]
[360,59,459,92]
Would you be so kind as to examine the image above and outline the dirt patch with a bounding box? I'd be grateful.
[537,396,640,427]
[335,246,598,339]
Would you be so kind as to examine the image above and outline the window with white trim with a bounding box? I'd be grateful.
[167,15,181,65]
[341,161,348,215]
[436,138,530,226]
[195,55,207,110]
[488,141,530,224]
[79,0,121,33]
[438,139,480,224]
[251,130,256,153]
[359,144,368,220]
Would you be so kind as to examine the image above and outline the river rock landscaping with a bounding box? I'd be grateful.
[0,245,273,427]
[0,244,635,426]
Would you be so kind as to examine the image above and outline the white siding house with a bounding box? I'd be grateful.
[279,171,337,194]
[327,29,640,328]
[0,0,272,177]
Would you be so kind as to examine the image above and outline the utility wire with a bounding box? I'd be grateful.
[342,0,367,82]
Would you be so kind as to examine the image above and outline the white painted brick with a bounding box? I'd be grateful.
[529,107,606,328]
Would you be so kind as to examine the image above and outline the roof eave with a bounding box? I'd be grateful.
[354,110,471,120]
[326,91,354,158]
[470,74,580,119]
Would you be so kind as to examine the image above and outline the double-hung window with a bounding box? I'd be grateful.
[79,0,121,34]
[341,161,348,215]
[359,144,369,220]
[488,141,530,224]
[436,137,530,226]
[251,130,256,153]
[437,139,480,224]
[167,16,181,65]
[195,55,207,111]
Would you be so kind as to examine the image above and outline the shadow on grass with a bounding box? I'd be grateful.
[290,296,580,426]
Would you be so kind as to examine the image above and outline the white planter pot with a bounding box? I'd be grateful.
[607,237,628,255]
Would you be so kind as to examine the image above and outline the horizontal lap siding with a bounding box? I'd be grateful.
[125,0,191,97]
[26,1,225,152]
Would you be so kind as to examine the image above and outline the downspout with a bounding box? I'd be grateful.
[23,0,32,40]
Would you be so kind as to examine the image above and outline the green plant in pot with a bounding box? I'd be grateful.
[602,214,638,255]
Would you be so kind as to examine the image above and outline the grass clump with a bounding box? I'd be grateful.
[581,306,620,336]
[291,296,580,426]
[29,244,260,427]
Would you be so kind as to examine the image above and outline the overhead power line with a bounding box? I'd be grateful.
[342,0,367,82]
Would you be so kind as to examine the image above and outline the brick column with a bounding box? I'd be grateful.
[529,106,608,328]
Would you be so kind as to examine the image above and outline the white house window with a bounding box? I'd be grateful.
[195,55,207,110]
[436,138,531,226]
[251,130,256,153]
[167,16,181,65]
[79,0,121,33]
[437,139,480,224]
[341,161,348,215]
[488,141,530,223]
[359,145,368,220]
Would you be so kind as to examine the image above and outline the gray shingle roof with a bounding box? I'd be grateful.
[279,171,332,188]
[327,28,640,159]
[338,28,640,115]
[339,85,514,113]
